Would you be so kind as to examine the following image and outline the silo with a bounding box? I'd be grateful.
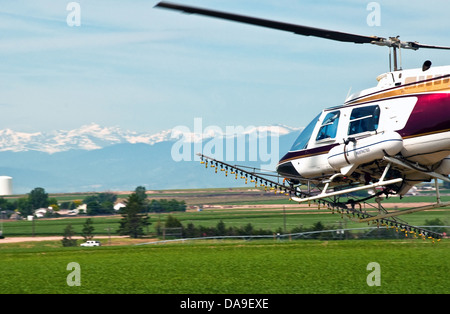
[0,176,13,196]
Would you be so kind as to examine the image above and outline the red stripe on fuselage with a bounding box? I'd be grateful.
[398,93,450,139]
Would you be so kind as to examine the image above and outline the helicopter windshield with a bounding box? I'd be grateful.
[290,113,320,151]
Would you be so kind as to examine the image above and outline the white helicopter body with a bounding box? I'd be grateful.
[278,65,450,197]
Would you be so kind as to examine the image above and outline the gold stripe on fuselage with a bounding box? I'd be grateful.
[346,75,450,105]
[402,128,450,140]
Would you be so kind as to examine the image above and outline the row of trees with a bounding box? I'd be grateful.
[0,186,187,218]
[62,189,152,246]
[62,218,96,247]
[156,217,449,240]
[65,188,152,244]
[0,187,120,217]
[84,192,118,216]
[83,191,186,216]
[82,187,186,216]
[156,216,331,239]
[148,199,186,213]
[123,186,186,213]
[0,187,59,217]
[62,207,449,246]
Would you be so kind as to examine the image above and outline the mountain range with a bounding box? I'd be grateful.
[0,123,176,154]
[0,123,302,194]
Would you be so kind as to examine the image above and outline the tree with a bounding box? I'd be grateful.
[241,223,254,235]
[81,218,95,240]
[28,187,49,210]
[0,198,14,213]
[86,201,101,215]
[165,215,182,228]
[84,193,117,215]
[135,186,149,213]
[135,186,147,203]
[216,220,226,236]
[61,224,77,247]
[97,192,117,204]
[117,193,150,238]
[424,218,448,234]
[100,201,114,213]
[184,222,198,238]
[48,197,59,209]
[312,221,325,231]
[15,197,32,217]
[147,199,187,213]
[149,200,163,213]
[163,215,183,239]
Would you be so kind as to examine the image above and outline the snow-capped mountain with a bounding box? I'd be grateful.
[0,123,170,153]
[0,123,302,193]
[0,123,301,154]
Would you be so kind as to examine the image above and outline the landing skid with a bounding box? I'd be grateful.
[290,162,402,203]
[358,200,450,222]
[358,176,450,222]
[197,154,445,241]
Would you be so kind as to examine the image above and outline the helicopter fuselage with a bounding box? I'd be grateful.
[277,64,450,194]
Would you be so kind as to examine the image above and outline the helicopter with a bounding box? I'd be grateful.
[155,2,450,240]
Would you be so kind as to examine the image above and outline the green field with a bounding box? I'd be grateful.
[0,188,448,295]
[0,239,448,294]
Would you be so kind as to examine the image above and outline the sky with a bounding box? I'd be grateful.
[0,0,449,134]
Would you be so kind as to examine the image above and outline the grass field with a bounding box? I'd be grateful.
[0,239,448,294]
[0,188,448,295]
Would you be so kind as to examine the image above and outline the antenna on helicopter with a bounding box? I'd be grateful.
[155,1,450,72]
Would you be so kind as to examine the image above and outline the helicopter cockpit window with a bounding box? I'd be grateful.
[348,105,380,135]
[316,111,340,141]
[290,113,320,151]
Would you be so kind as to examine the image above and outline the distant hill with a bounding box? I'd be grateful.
[0,124,302,194]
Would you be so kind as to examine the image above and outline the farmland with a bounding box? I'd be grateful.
[0,187,449,295]
[2,187,449,238]
[1,206,448,238]
[0,239,448,294]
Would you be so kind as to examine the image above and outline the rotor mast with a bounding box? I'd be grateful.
[372,36,413,71]
[392,40,401,71]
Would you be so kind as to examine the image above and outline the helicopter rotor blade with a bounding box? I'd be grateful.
[155,1,384,45]
[407,42,450,50]
[155,1,450,51]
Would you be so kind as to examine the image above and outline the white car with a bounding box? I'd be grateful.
[80,240,101,247]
